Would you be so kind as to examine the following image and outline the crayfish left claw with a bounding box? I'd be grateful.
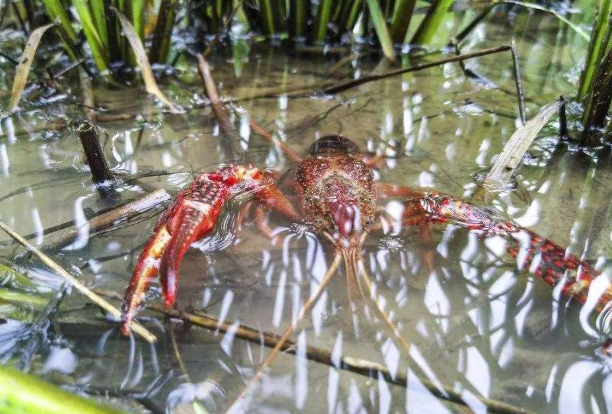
[121,165,298,335]
[159,202,217,308]
[121,179,229,335]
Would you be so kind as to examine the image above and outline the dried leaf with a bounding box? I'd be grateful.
[112,9,182,113]
[4,23,55,115]
[484,101,561,189]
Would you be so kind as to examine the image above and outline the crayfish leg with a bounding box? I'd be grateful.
[121,225,171,335]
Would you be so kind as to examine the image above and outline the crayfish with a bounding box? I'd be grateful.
[120,134,606,335]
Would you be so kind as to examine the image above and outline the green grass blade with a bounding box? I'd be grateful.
[39,0,81,61]
[90,0,109,51]
[577,0,612,100]
[334,0,361,34]
[132,0,145,40]
[390,0,417,44]
[0,366,128,414]
[39,0,77,41]
[0,262,35,289]
[0,287,49,307]
[258,0,276,35]
[72,0,110,72]
[289,0,308,37]
[345,0,363,31]
[149,0,177,64]
[365,0,395,60]
[410,0,453,45]
[313,0,333,42]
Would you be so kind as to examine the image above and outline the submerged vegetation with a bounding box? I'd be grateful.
[2,0,612,413]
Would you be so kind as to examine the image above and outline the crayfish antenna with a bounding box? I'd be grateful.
[341,246,369,337]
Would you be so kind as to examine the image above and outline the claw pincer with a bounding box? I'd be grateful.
[121,165,296,334]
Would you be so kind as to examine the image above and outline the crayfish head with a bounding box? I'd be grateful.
[311,176,375,248]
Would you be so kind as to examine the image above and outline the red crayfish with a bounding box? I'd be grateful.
[120,134,605,335]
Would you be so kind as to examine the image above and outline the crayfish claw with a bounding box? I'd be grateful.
[121,225,172,335]
[159,204,216,308]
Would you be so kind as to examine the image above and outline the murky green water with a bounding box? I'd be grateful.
[2,10,612,414]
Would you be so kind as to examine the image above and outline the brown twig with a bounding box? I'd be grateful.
[510,40,527,126]
[0,221,157,343]
[196,53,237,159]
[76,121,117,200]
[248,120,303,163]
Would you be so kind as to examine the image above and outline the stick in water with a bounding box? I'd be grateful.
[224,253,342,413]
[0,221,157,343]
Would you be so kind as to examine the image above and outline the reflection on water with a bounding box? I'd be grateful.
[1,11,612,414]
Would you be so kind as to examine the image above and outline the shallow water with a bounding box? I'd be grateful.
[1,9,612,414]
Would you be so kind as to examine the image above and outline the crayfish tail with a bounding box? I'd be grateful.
[121,226,172,335]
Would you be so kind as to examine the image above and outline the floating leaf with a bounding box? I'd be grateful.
[112,8,183,113]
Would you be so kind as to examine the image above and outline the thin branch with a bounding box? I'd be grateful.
[319,45,512,95]
[248,120,303,163]
[41,189,171,250]
[510,40,527,125]
[558,96,568,138]
[0,221,157,343]
[196,53,237,160]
